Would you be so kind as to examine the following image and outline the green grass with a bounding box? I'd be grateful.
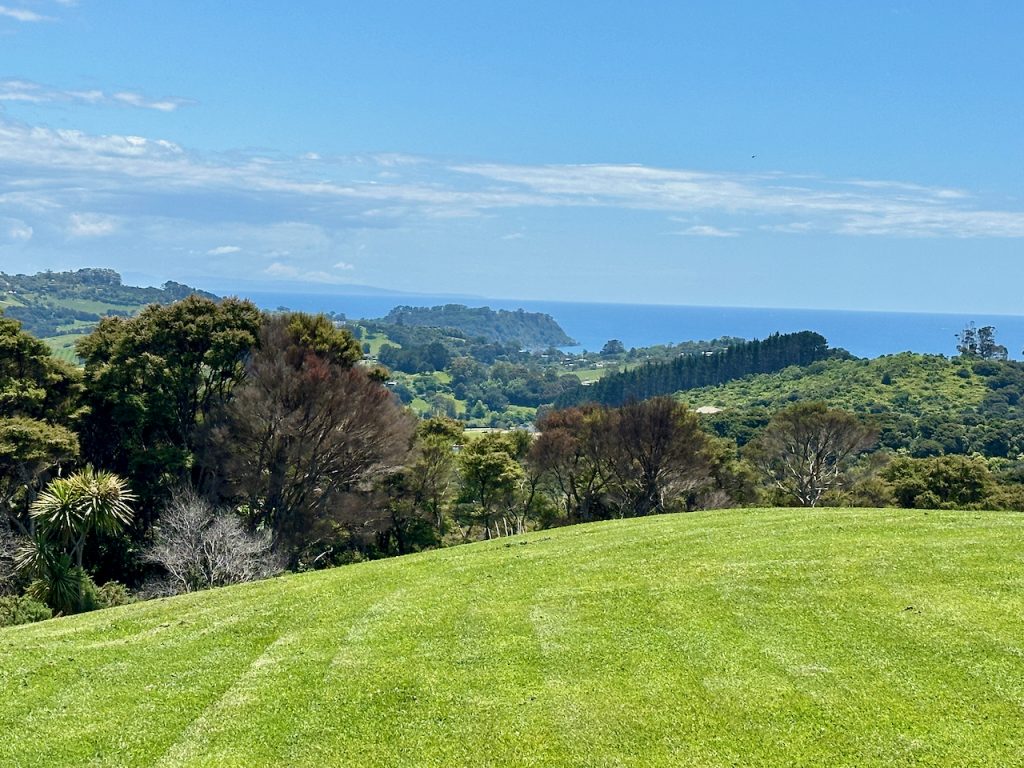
[55,298,139,314]
[40,335,81,363]
[3,508,1024,767]
[679,353,984,416]
[363,331,395,357]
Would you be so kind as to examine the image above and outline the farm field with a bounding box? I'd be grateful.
[2,508,1023,767]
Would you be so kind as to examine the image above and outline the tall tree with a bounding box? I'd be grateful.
[531,405,612,523]
[605,397,710,516]
[746,402,877,507]
[0,315,81,533]
[207,313,413,562]
[456,432,526,539]
[76,295,261,519]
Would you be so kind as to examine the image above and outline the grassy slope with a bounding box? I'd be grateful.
[2,508,1024,767]
[680,353,982,415]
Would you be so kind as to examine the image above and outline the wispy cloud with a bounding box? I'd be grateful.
[0,216,32,242]
[4,116,1024,290]
[0,79,190,112]
[265,261,353,284]
[0,5,52,22]
[67,212,118,237]
[673,224,739,238]
[207,245,241,256]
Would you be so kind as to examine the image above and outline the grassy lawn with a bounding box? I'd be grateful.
[362,331,395,357]
[40,335,82,363]
[2,508,1023,766]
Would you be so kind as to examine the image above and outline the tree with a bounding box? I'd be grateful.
[0,417,79,537]
[457,432,526,539]
[206,314,414,562]
[0,314,81,533]
[17,467,135,613]
[957,323,1008,360]
[28,467,135,570]
[600,339,626,356]
[76,295,261,519]
[531,405,612,523]
[883,455,995,509]
[410,417,463,534]
[605,397,710,516]
[746,402,877,507]
[146,489,281,593]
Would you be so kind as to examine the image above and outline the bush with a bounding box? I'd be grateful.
[0,595,52,627]
[81,579,134,610]
[147,490,283,593]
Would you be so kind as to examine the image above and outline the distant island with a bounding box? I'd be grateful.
[380,303,575,348]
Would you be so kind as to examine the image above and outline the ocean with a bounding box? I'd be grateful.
[239,290,1024,360]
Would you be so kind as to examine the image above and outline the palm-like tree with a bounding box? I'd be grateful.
[17,467,135,613]
[30,467,135,568]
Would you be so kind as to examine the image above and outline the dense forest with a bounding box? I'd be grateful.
[554,331,835,408]
[381,303,575,347]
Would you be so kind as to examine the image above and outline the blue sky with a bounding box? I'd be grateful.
[1,1,1023,312]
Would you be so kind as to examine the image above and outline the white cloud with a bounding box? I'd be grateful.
[207,245,241,255]
[0,217,32,242]
[673,225,738,238]
[67,212,118,237]
[3,114,1024,294]
[0,79,190,112]
[0,5,52,22]
[333,261,355,270]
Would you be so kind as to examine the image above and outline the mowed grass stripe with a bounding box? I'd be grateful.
[2,508,1023,767]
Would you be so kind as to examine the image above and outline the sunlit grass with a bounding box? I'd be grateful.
[2,508,1023,767]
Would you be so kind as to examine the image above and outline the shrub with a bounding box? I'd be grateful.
[147,490,283,594]
[0,595,52,627]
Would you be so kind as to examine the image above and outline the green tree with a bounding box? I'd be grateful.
[457,433,525,539]
[18,467,135,613]
[0,314,81,532]
[76,295,261,519]
[883,455,995,509]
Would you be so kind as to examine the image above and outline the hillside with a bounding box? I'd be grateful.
[0,269,218,360]
[555,330,834,408]
[2,508,1023,767]
[682,353,1024,457]
[380,303,575,347]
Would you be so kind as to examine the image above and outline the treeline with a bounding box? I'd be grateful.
[0,268,216,338]
[555,331,834,408]
[381,304,575,347]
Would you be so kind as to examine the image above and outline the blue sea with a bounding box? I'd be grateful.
[239,290,1024,360]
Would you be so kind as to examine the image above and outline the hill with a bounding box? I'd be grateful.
[681,352,1024,457]
[554,331,834,408]
[2,508,1023,767]
[0,269,218,360]
[380,303,575,348]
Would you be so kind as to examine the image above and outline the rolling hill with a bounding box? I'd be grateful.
[0,269,217,361]
[2,508,1023,767]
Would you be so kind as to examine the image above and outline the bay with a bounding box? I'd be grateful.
[238,290,1024,360]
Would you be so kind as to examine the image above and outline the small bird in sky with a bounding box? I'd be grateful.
[751,154,757,159]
